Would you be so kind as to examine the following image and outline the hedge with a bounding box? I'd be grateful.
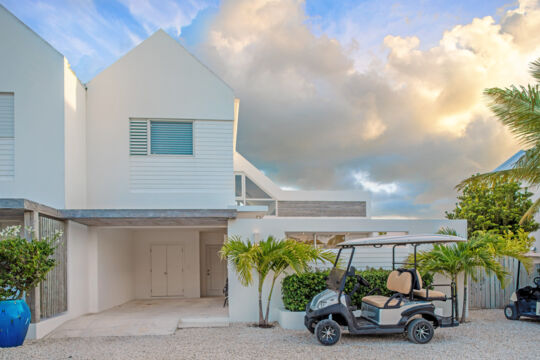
[281,268,433,312]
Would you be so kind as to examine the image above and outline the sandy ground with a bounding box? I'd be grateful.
[1,310,539,360]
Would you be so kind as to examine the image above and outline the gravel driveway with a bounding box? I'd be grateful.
[1,310,539,360]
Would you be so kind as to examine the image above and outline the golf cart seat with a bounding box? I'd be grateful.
[412,271,447,301]
[362,270,412,308]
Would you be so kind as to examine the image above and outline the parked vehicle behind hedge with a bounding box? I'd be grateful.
[281,268,432,312]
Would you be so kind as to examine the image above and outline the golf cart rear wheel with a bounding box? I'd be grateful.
[504,304,520,320]
[407,318,434,344]
[315,319,341,346]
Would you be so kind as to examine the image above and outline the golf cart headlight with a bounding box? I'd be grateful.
[316,295,337,309]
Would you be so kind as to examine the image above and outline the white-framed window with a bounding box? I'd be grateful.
[0,92,14,180]
[235,173,277,215]
[129,119,194,156]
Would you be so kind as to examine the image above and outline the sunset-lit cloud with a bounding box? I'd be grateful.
[2,0,540,217]
[197,0,540,217]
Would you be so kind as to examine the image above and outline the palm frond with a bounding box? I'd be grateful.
[437,227,458,236]
[520,196,540,225]
[531,58,540,83]
[456,166,540,190]
[220,236,256,286]
[484,85,540,147]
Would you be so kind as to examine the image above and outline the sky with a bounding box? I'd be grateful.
[2,0,540,218]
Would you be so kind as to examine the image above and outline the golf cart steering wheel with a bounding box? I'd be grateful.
[356,274,370,287]
[534,277,540,287]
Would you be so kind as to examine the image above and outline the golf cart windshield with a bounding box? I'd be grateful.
[327,268,346,291]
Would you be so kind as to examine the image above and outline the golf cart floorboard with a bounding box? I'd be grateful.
[349,317,404,335]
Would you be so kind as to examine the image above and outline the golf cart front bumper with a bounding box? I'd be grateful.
[304,302,352,329]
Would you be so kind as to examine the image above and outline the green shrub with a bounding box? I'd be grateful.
[0,226,59,301]
[281,268,433,311]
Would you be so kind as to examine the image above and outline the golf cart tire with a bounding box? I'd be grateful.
[504,304,520,320]
[407,318,434,344]
[315,319,341,346]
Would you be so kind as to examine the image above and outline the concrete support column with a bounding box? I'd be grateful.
[24,210,41,323]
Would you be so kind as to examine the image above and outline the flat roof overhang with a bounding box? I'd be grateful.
[61,209,237,226]
[1,199,237,227]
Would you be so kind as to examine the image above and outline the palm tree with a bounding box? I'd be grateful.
[458,58,540,224]
[413,229,506,323]
[220,235,335,327]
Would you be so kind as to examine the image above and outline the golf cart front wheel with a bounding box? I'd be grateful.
[407,318,434,344]
[315,319,341,346]
[504,304,520,320]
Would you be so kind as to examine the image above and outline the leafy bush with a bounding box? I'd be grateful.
[0,226,59,301]
[447,178,539,237]
[281,268,433,311]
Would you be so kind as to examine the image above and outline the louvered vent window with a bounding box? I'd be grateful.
[129,119,148,155]
[0,93,14,179]
[150,121,193,155]
[130,119,193,156]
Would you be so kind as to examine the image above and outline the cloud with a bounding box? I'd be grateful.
[353,171,398,194]
[196,0,540,217]
[118,0,213,36]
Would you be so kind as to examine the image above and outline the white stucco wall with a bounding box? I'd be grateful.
[95,228,135,312]
[85,30,235,209]
[226,217,467,322]
[133,228,201,299]
[0,6,65,208]
[64,60,87,209]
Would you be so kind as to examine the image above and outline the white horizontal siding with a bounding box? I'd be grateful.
[0,93,14,180]
[130,120,233,192]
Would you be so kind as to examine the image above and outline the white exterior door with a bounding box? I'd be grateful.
[166,245,184,296]
[151,245,184,297]
[151,245,167,296]
[205,245,226,297]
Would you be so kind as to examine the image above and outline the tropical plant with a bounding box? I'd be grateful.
[447,179,538,238]
[220,235,335,327]
[0,226,59,301]
[458,57,540,224]
[412,228,507,323]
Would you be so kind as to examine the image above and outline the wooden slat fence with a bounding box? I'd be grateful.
[39,215,67,319]
[469,257,540,309]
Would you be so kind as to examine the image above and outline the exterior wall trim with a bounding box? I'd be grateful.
[277,200,367,217]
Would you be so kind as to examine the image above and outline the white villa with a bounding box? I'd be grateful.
[0,5,465,339]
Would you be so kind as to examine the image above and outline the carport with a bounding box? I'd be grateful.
[0,200,236,339]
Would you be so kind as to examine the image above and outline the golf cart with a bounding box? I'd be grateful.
[304,234,465,345]
[504,251,540,321]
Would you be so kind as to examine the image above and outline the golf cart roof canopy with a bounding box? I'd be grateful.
[338,234,466,247]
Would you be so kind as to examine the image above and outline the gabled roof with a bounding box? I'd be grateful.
[494,150,525,171]
[87,29,233,92]
[0,4,63,58]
